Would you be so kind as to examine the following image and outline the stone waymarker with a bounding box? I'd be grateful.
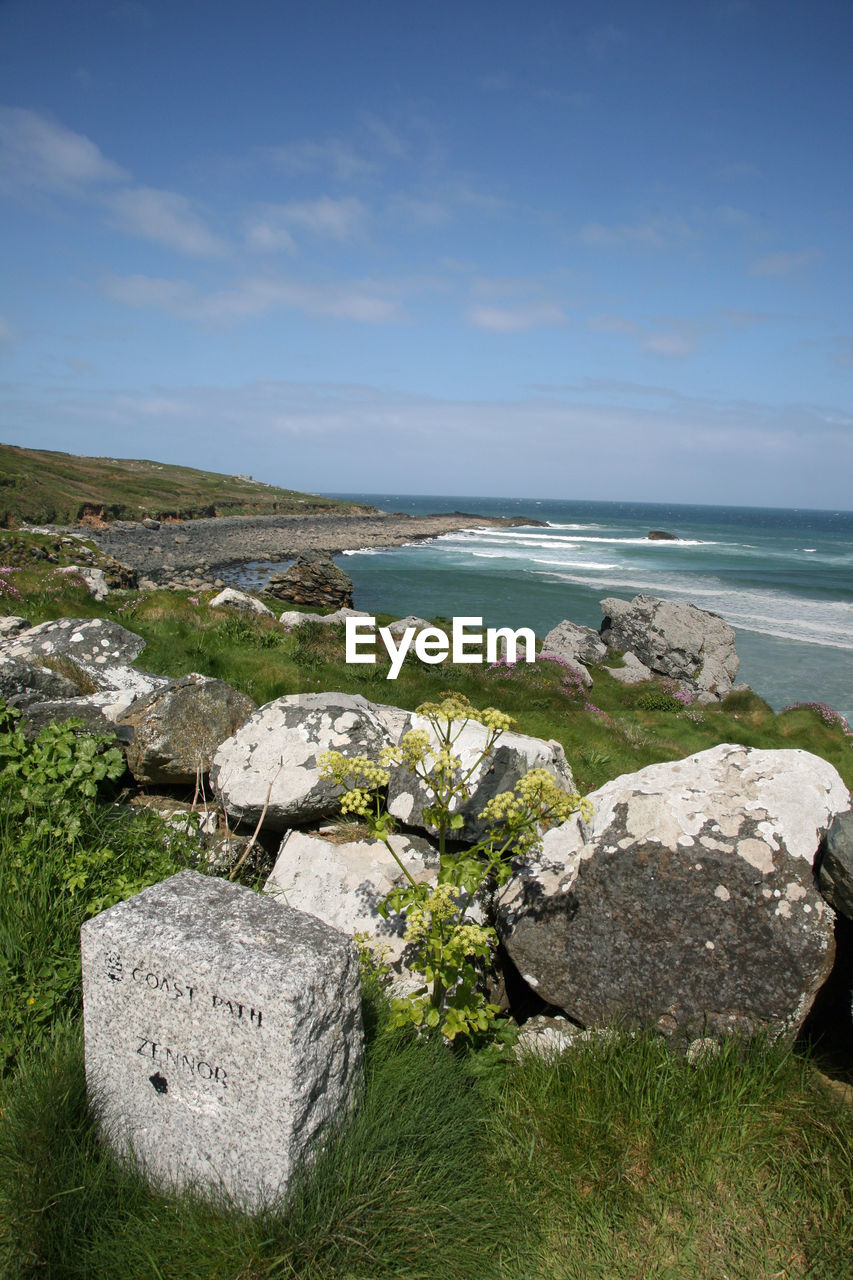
[81,870,363,1211]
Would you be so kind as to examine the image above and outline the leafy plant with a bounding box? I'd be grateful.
[637,688,683,714]
[0,702,125,841]
[320,693,589,1042]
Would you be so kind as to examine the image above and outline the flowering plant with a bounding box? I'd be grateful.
[320,693,589,1041]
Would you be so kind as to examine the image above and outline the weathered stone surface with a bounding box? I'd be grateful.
[0,653,81,707]
[209,587,274,617]
[0,616,146,668]
[81,870,363,1211]
[266,552,354,609]
[542,619,607,666]
[386,615,432,637]
[648,530,678,540]
[75,566,109,600]
[387,713,576,844]
[118,675,257,784]
[605,651,653,685]
[497,744,849,1045]
[599,594,739,699]
[819,810,853,920]
[19,693,135,742]
[211,692,393,830]
[265,829,439,975]
[0,616,31,639]
[279,607,370,628]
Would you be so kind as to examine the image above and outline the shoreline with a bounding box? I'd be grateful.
[82,510,543,584]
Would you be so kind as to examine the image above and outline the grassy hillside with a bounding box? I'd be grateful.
[0,442,373,527]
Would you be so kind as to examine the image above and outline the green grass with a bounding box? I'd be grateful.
[0,442,373,527]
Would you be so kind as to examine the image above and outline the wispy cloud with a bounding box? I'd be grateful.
[103,272,403,324]
[244,211,298,254]
[258,138,374,181]
[389,194,451,228]
[832,337,853,369]
[588,313,697,358]
[640,333,696,358]
[267,195,369,242]
[749,249,821,277]
[469,303,566,332]
[579,214,694,249]
[105,186,227,256]
[0,107,127,192]
[588,23,627,56]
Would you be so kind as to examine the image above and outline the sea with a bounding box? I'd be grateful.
[242,496,853,723]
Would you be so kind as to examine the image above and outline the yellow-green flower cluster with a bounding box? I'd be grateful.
[415,694,516,734]
[478,768,592,855]
[317,750,390,817]
[379,729,431,772]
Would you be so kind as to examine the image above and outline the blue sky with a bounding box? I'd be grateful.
[1,0,851,507]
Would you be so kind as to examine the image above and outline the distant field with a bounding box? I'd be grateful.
[0,443,372,526]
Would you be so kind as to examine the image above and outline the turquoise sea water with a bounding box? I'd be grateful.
[250,496,853,722]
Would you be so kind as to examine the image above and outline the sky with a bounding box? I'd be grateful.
[1,0,851,507]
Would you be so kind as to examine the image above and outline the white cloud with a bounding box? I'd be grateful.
[271,195,369,242]
[579,214,694,249]
[749,249,821,277]
[105,186,227,256]
[641,333,696,358]
[469,304,566,332]
[244,210,298,254]
[588,314,639,335]
[260,139,374,181]
[360,113,408,158]
[0,107,127,192]
[103,272,402,324]
[103,274,197,310]
[390,194,451,228]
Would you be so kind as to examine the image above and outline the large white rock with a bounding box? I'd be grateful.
[387,713,576,843]
[265,828,439,977]
[209,588,274,617]
[211,692,393,830]
[497,744,850,1046]
[542,619,607,666]
[600,594,739,699]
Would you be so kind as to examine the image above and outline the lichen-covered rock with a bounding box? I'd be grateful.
[20,694,135,742]
[387,712,576,844]
[497,744,849,1046]
[266,552,354,609]
[818,810,853,920]
[0,616,146,668]
[0,653,81,707]
[599,594,739,699]
[211,692,393,830]
[279,607,370,628]
[542,619,607,666]
[118,674,257,784]
[0,616,31,639]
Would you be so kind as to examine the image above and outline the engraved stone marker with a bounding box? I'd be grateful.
[81,870,363,1211]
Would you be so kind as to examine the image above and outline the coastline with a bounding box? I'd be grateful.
[83,510,540,583]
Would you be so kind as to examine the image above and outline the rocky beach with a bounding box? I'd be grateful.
[83,510,539,589]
